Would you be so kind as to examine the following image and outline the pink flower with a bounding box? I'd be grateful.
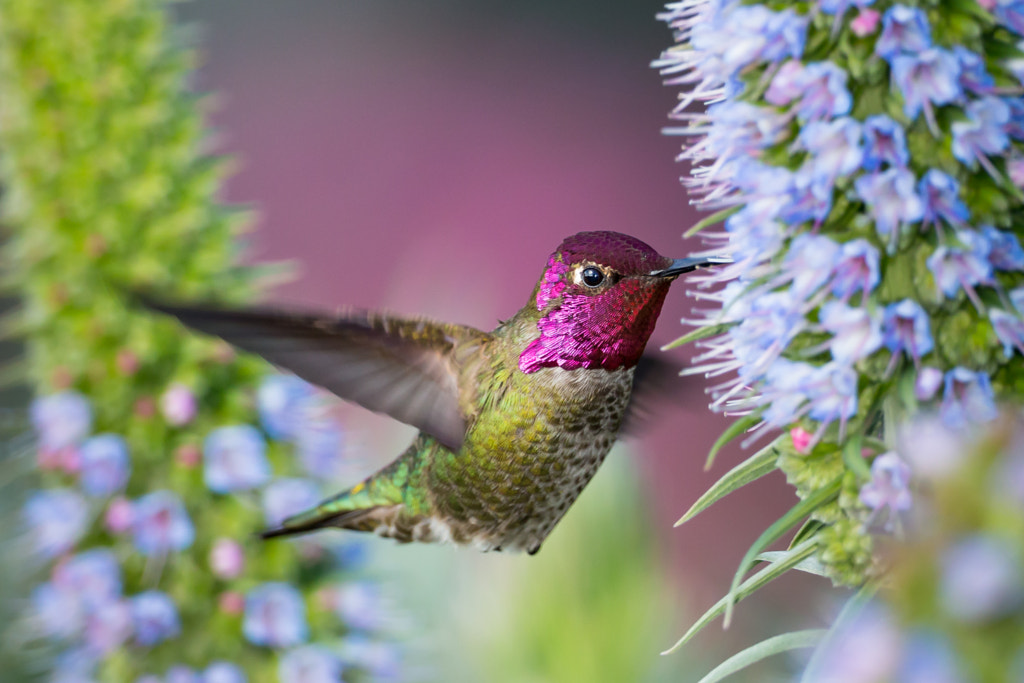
[790,426,812,453]
[161,383,197,426]
[850,8,881,36]
[104,497,135,534]
[219,591,245,615]
[210,538,245,579]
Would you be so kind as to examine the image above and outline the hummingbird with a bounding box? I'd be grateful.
[150,231,722,554]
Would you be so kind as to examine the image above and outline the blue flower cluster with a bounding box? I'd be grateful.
[658,0,1024,450]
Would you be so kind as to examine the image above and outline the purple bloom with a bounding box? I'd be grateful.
[23,488,88,557]
[765,59,804,105]
[79,434,130,496]
[876,5,931,59]
[851,8,882,36]
[861,115,909,171]
[811,602,903,681]
[333,582,386,631]
[854,168,924,246]
[131,490,195,556]
[915,366,944,401]
[727,291,805,380]
[244,583,308,648]
[1004,97,1024,140]
[995,0,1024,34]
[820,302,883,364]
[898,632,967,683]
[167,666,200,683]
[204,425,271,493]
[760,359,818,426]
[891,48,962,120]
[785,234,840,297]
[55,549,123,610]
[779,168,833,224]
[806,362,859,424]
[83,598,132,655]
[953,46,994,94]
[295,421,346,479]
[940,367,998,428]
[897,415,967,479]
[704,101,789,159]
[918,170,969,229]
[952,97,1010,168]
[789,62,852,122]
[882,300,934,362]
[30,391,92,452]
[927,230,993,305]
[203,662,248,683]
[340,636,401,682]
[51,648,99,683]
[860,452,913,531]
[161,383,197,427]
[258,374,316,440]
[991,308,1024,356]
[800,117,863,180]
[132,590,180,645]
[830,239,880,299]
[690,5,807,83]
[982,225,1024,270]
[820,0,874,16]
[262,478,320,527]
[210,537,245,580]
[32,581,84,639]
[940,535,1023,621]
[279,646,344,683]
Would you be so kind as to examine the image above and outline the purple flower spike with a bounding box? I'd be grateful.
[861,115,909,171]
[940,535,1023,622]
[24,488,88,557]
[940,367,998,428]
[131,490,195,556]
[981,225,1024,270]
[918,170,969,229]
[31,391,92,452]
[244,583,308,648]
[203,662,248,683]
[990,308,1024,356]
[891,48,962,123]
[800,117,864,180]
[876,5,932,59]
[792,62,852,122]
[859,452,913,522]
[854,168,924,247]
[262,478,321,527]
[926,230,993,306]
[785,234,841,297]
[953,46,994,94]
[279,646,344,683]
[830,239,881,299]
[79,434,131,497]
[882,299,934,363]
[820,302,883,363]
[131,590,180,646]
[952,97,1010,171]
[204,425,271,493]
[258,374,316,440]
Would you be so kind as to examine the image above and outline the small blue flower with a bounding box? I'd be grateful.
[882,300,934,362]
[990,308,1024,356]
[891,48,962,121]
[296,421,346,479]
[244,583,308,648]
[799,117,863,180]
[131,590,180,646]
[51,647,100,683]
[203,662,248,683]
[859,452,913,525]
[23,488,88,557]
[806,362,859,425]
[953,46,994,94]
[982,225,1024,270]
[995,0,1024,35]
[940,367,998,427]
[779,168,833,225]
[785,234,840,297]
[340,636,402,682]
[704,101,789,159]
[819,0,874,16]
[131,490,195,556]
[952,97,1010,169]
[83,597,132,655]
[30,391,92,452]
[728,291,805,379]
[875,5,931,59]
[820,302,883,364]
[760,359,818,426]
[861,115,909,171]
[32,582,84,639]
[166,666,200,683]
[854,168,924,247]
[55,548,123,611]
[333,582,387,632]
[927,230,993,305]
[79,433,131,497]
[690,5,806,82]
[940,535,1023,622]
[262,479,321,527]
[918,170,969,229]
[915,366,944,401]
[204,425,271,493]
[279,646,343,683]
[258,374,316,440]
[787,61,852,122]
[898,632,967,683]
[830,239,880,299]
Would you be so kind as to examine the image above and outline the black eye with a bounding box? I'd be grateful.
[581,267,604,287]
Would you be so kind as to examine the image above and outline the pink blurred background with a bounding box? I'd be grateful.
[178,0,824,657]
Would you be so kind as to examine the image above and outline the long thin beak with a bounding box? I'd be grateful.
[649,256,731,278]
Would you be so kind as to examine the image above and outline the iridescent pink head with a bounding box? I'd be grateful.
[520,231,695,373]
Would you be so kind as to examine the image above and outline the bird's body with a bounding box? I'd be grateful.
[152,231,721,554]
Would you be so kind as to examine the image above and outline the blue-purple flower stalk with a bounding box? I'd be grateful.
[657,0,1024,586]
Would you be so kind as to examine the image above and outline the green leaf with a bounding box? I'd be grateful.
[694,629,827,683]
[788,518,825,550]
[704,413,762,470]
[685,206,740,237]
[724,478,842,627]
[661,539,818,655]
[842,432,870,480]
[799,582,881,683]
[675,440,779,526]
[661,323,731,351]
[756,550,829,578]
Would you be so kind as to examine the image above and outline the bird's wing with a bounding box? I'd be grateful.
[619,354,699,437]
[148,301,490,452]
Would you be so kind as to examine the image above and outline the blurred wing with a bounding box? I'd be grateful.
[619,354,697,437]
[148,301,489,452]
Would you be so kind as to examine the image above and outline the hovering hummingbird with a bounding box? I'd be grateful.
[150,231,722,554]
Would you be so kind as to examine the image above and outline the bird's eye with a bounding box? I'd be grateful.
[581,267,604,287]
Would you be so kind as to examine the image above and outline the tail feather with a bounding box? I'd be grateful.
[260,508,382,540]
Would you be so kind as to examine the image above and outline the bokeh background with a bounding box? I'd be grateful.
[162,1,826,679]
